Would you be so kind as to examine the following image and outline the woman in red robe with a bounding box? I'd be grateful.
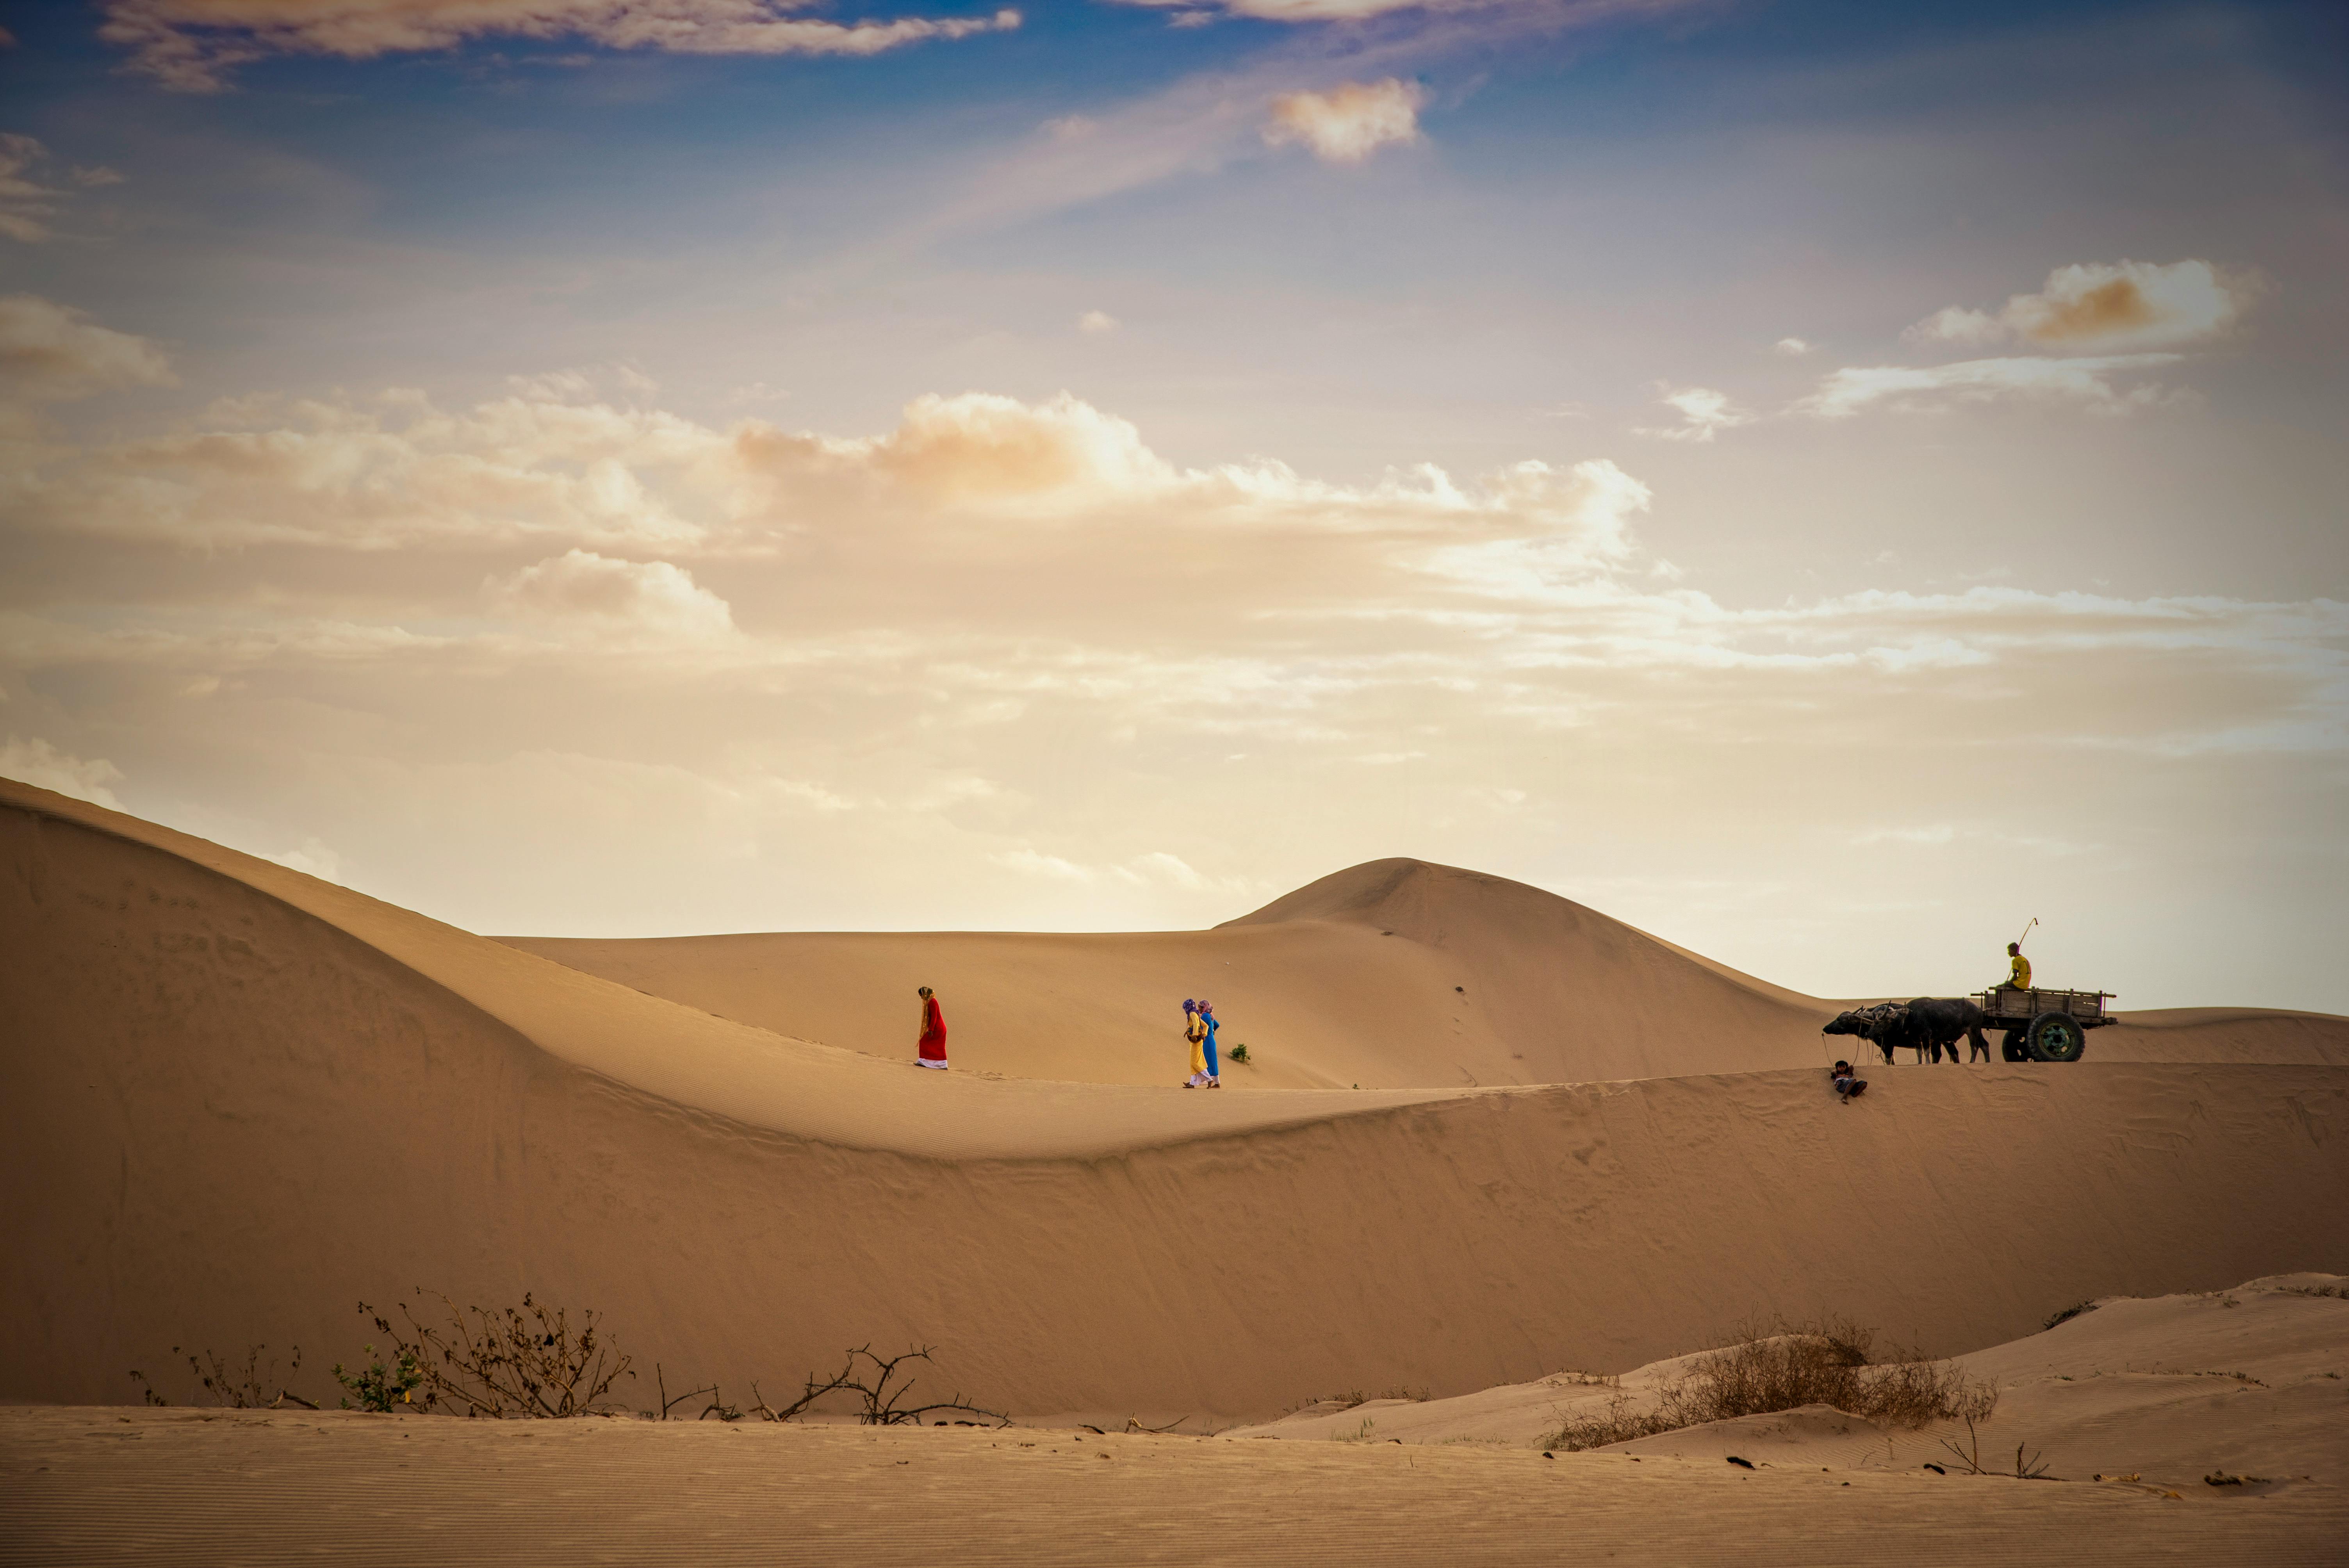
[915,986,948,1070]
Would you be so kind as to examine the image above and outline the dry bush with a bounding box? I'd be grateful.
[361,1290,633,1418]
[1543,1318,1998,1452]
[1548,1392,1677,1450]
[1941,1416,2053,1480]
[129,1345,314,1409]
[671,1347,1008,1427]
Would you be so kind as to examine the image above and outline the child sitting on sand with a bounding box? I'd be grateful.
[1830,1060,1867,1102]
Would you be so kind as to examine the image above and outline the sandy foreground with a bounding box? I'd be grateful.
[7,1276,2344,1565]
[7,1406,2345,1568]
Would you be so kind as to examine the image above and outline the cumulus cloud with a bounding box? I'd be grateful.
[1264,79,1426,164]
[487,551,738,641]
[0,134,62,243]
[1636,387,1751,443]
[0,735,125,808]
[1800,354,2184,419]
[98,0,1025,92]
[1117,0,1483,19]
[7,369,2342,975]
[1903,260,2248,353]
[0,295,175,402]
[1416,458,1650,600]
[1077,310,1119,335]
[34,371,1698,552]
[31,387,726,549]
[1773,337,1813,356]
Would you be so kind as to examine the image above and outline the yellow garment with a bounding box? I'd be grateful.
[1187,1015,1207,1076]
[2009,953,2032,988]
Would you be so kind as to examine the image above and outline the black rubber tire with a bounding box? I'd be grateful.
[2027,1011,2088,1063]
[2000,1031,2028,1063]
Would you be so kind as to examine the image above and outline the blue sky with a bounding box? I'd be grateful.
[2,0,2345,1008]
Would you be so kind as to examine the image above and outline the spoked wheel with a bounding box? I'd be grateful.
[2000,1031,2028,1063]
[2027,1011,2087,1063]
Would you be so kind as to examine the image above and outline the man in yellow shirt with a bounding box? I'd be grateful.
[2006,943,2032,990]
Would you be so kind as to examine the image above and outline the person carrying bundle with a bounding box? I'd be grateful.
[914,985,948,1071]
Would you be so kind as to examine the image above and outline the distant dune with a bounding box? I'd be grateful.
[4,777,2344,1424]
[504,857,2339,1089]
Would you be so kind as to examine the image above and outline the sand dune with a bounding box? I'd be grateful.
[4,777,2344,1433]
[1235,1273,2349,1493]
[505,857,2338,1088]
[500,857,1837,1092]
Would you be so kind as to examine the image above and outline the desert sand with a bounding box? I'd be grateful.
[3,774,2344,1561]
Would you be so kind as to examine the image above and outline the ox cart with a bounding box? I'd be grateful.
[1977,986,2115,1062]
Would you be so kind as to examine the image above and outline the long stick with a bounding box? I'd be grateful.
[2014,916,2038,950]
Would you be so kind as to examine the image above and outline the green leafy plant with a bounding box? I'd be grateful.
[333,1344,424,1412]
[1228,1044,1251,1065]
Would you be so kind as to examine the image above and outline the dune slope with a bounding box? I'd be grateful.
[1237,1273,2349,1498]
[506,859,2342,1089]
[4,780,2345,1424]
[505,858,1838,1090]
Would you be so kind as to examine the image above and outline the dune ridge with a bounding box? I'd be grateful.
[4,777,2345,1424]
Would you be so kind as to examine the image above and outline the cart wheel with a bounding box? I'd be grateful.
[2026,1012,2087,1063]
[2000,1031,2028,1063]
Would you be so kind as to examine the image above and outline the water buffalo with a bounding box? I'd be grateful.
[1823,1003,1909,1066]
[1901,996,1989,1064]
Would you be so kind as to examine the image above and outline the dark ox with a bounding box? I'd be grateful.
[1822,998,1989,1065]
[1823,1003,1909,1066]
[1902,996,1991,1064]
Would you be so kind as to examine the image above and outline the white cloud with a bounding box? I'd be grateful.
[1117,0,1469,18]
[0,134,61,243]
[1416,458,1651,600]
[506,363,659,403]
[0,735,125,808]
[264,836,346,883]
[1077,309,1119,335]
[1636,386,1751,443]
[1773,337,1813,357]
[32,387,725,549]
[1264,79,1426,164]
[1800,354,2183,420]
[1904,260,2248,353]
[98,0,1025,92]
[488,551,738,642]
[0,294,176,402]
[1902,306,2003,348]
[991,846,1098,882]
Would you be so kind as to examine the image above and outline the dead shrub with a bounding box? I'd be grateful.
[128,1345,315,1410]
[361,1290,633,1418]
[667,1346,1008,1427]
[1542,1317,1998,1452]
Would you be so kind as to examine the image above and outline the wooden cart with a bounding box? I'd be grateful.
[1975,986,2115,1062]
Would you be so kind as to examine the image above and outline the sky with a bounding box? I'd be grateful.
[1,0,2344,1011]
